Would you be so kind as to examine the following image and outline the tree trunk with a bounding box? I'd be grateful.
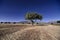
[31,20,34,26]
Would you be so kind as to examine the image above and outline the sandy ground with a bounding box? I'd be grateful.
[0,24,60,40]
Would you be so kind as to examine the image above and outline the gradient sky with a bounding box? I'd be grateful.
[0,0,60,22]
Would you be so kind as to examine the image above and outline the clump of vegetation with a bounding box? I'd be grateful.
[57,21,60,23]
[51,23,53,25]
[25,12,43,25]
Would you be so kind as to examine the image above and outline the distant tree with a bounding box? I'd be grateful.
[51,23,53,25]
[5,22,7,24]
[8,22,11,24]
[13,22,16,24]
[25,12,43,25]
[57,21,60,23]
[1,22,3,24]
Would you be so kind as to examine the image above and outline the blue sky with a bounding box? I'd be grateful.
[0,0,60,22]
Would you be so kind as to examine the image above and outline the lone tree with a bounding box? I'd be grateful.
[25,12,43,25]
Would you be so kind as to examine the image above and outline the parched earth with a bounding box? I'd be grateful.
[0,24,60,40]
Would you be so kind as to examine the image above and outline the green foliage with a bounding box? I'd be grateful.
[25,12,43,25]
[25,12,43,20]
[25,12,35,20]
[34,13,43,20]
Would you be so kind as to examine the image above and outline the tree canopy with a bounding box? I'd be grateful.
[25,12,43,20]
[25,12,43,25]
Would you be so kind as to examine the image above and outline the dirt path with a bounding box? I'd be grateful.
[0,25,60,40]
[42,25,60,40]
[40,26,58,40]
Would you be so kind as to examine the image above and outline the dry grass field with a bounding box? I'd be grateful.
[0,24,60,40]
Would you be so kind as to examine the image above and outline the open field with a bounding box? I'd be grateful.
[0,24,60,40]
